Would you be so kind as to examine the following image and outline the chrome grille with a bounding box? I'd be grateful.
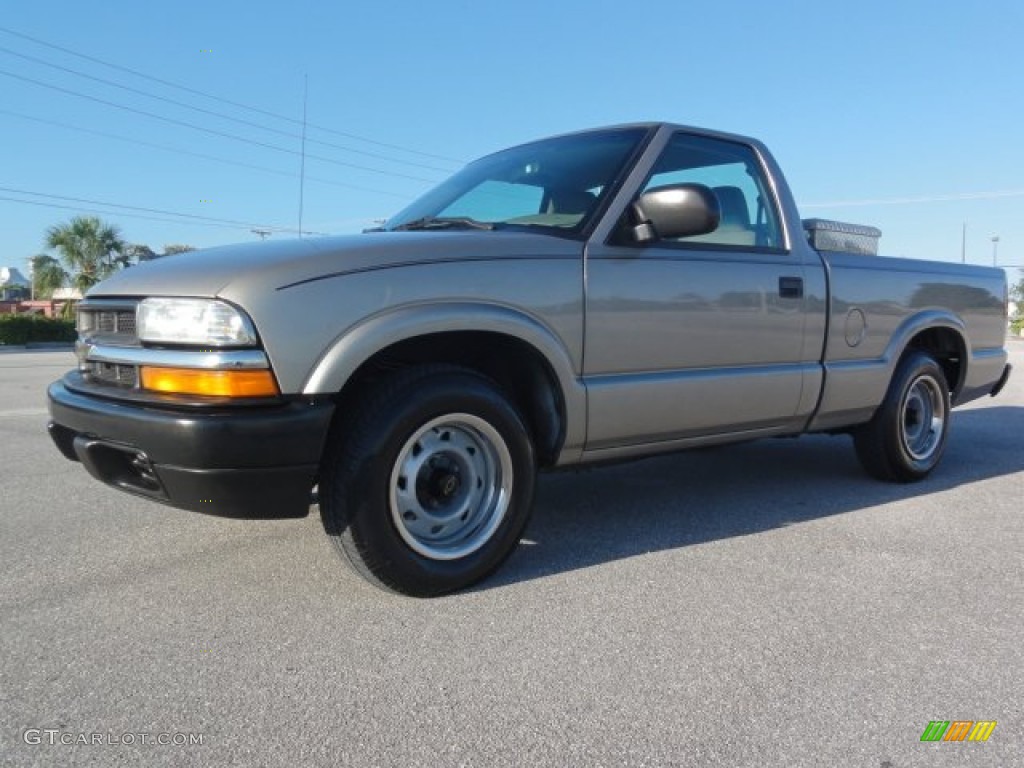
[77,299,141,389]
[88,361,138,387]
[96,312,115,333]
[93,310,136,336]
[77,299,140,345]
[117,313,136,336]
[83,309,137,340]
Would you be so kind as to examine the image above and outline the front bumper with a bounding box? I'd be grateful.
[47,374,335,517]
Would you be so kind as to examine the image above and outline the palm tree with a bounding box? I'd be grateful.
[29,254,68,299]
[122,244,156,263]
[161,244,196,256]
[45,216,126,295]
[122,243,196,262]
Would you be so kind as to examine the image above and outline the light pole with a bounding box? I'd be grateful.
[991,236,1000,266]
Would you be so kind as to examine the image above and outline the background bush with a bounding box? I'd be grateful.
[0,314,76,345]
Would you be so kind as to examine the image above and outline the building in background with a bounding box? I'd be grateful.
[0,266,78,317]
[0,267,30,301]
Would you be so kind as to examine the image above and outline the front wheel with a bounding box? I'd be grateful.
[320,366,536,596]
[854,351,951,482]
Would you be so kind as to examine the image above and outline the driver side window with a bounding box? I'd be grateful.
[643,134,783,249]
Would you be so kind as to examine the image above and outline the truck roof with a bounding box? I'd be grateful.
[469,122,768,169]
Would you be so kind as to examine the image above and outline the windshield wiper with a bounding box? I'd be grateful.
[391,216,494,232]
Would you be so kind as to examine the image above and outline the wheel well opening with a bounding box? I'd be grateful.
[333,332,567,467]
[906,327,965,397]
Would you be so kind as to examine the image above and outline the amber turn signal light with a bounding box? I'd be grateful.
[139,367,279,397]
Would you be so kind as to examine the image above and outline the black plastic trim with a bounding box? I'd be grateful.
[991,363,1012,397]
[47,378,335,517]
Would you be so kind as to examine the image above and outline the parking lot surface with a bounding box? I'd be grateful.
[2,344,1022,767]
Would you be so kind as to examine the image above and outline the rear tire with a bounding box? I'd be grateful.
[320,365,536,596]
[853,351,950,482]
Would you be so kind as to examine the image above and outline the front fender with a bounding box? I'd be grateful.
[301,302,587,462]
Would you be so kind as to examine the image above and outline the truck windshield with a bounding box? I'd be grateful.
[384,128,649,234]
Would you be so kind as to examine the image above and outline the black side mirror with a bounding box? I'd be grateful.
[629,183,720,243]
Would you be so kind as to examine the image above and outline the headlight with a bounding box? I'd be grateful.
[136,298,258,347]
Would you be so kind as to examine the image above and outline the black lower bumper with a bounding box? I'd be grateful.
[47,377,335,517]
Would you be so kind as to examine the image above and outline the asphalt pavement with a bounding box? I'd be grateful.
[1,345,1022,767]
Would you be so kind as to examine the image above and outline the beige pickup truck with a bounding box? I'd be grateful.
[48,123,1012,595]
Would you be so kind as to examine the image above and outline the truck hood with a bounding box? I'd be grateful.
[89,231,581,299]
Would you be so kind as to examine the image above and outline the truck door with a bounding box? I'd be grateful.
[584,131,815,451]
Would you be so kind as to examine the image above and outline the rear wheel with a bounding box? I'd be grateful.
[320,366,535,596]
[854,351,950,482]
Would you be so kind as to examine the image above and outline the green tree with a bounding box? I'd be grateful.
[122,244,156,263]
[29,254,68,299]
[124,243,196,262]
[44,216,126,295]
[1011,275,1024,334]
[161,244,196,256]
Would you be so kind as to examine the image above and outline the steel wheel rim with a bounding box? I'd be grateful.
[899,374,945,461]
[389,414,513,561]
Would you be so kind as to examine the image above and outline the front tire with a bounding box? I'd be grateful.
[854,351,950,482]
[320,366,536,596]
